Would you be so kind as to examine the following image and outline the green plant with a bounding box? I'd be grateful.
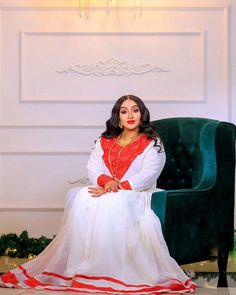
[0,230,53,259]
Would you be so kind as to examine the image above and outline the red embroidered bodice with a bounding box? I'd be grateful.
[98,134,152,189]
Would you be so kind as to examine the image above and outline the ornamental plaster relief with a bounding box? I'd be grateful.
[56,58,170,77]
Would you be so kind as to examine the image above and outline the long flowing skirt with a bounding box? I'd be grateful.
[0,187,196,294]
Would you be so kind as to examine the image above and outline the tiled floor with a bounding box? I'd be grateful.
[181,256,236,272]
[181,256,236,288]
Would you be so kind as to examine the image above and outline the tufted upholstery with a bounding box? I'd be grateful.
[151,117,235,287]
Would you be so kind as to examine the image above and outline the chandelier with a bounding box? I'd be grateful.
[77,0,143,18]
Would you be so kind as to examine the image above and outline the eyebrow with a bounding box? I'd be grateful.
[120,105,139,109]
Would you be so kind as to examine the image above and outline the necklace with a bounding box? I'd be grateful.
[118,133,140,147]
[107,133,141,179]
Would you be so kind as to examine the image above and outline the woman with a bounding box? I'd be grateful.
[0,95,196,293]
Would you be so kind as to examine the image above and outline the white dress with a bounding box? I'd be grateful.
[0,135,196,294]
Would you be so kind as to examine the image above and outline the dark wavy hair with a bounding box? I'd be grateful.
[101,95,162,150]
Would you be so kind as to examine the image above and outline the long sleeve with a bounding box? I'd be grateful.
[123,146,166,191]
[87,139,112,186]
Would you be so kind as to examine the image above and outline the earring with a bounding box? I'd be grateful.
[119,122,123,129]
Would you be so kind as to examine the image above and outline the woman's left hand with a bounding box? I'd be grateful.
[88,186,106,197]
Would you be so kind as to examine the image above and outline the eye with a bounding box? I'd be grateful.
[120,110,127,114]
[133,109,140,113]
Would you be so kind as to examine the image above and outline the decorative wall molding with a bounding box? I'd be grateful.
[56,58,170,77]
[19,31,206,39]
[0,151,90,155]
[0,124,105,129]
[20,31,205,102]
[0,126,101,154]
[0,207,64,212]
[18,97,207,103]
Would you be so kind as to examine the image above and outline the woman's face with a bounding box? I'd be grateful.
[119,99,141,132]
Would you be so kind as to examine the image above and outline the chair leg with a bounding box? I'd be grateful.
[217,249,229,287]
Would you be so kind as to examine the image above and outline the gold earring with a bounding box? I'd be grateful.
[119,123,123,129]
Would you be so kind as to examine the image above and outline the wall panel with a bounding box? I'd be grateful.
[0,127,102,153]
[0,154,89,208]
[20,31,205,102]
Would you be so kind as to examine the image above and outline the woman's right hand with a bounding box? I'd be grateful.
[105,180,120,193]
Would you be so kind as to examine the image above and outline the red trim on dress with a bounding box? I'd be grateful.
[100,134,152,182]
[97,174,113,187]
[1,271,18,285]
[19,265,31,278]
[0,265,196,293]
[43,271,151,287]
[119,180,132,190]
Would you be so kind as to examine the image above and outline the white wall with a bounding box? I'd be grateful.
[0,0,235,237]
[230,0,236,124]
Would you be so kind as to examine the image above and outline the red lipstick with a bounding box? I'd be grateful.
[127,120,135,124]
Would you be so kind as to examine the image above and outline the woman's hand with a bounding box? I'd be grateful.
[88,179,120,197]
[105,180,120,193]
[88,186,106,197]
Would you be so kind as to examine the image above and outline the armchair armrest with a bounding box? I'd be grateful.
[151,187,234,263]
[151,188,212,234]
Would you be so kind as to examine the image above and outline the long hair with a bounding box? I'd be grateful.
[101,95,162,149]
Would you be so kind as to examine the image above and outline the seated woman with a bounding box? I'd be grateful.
[0,95,196,294]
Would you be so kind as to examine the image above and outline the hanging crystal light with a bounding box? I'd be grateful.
[78,0,143,18]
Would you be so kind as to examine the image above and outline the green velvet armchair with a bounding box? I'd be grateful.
[151,117,235,287]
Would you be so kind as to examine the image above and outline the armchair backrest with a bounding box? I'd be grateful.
[151,117,235,191]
